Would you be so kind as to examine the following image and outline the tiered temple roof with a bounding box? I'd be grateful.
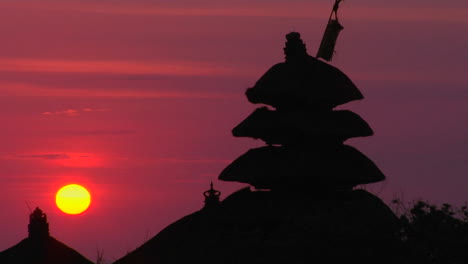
[113,31,402,264]
[220,32,384,190]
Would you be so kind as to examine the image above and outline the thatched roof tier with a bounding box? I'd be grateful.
[232,107,373,145]
[245,33,363,110]
[218,145,385,190]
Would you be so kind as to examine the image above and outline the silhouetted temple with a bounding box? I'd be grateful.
[114,33,405,264]
[0,208,93,264]
[221,32,384,191]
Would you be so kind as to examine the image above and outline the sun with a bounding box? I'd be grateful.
[56,184,91,215]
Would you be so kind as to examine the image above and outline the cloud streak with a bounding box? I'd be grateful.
[4,1,466,23]
[0,81,238,98]
[5,153,105,168]
[42,108,110,116]
[0,59,254,77]
[16,154,71,160]
[63,130,135,136]
[42,109,79,116]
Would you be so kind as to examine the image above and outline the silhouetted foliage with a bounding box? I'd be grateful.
[393,200,468,263]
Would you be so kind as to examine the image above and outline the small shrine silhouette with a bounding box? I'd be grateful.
[0,207,93,264]
[28,207,50,240]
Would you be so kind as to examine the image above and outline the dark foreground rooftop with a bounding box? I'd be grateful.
[0,207,93,264]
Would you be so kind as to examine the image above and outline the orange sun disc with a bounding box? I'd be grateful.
[56,184,91,215]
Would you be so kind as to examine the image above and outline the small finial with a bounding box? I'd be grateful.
[284,32,308,61]
[203,182,221,209]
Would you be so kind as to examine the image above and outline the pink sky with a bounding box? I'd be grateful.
[1,0,467,262]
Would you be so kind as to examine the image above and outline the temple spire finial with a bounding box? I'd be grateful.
[284,32,308,61]
[28,207,49,240]
[203,182,221,209]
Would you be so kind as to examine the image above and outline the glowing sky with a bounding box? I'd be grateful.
[1,0,467,262]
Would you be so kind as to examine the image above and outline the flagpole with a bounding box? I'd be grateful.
[316,0,344,61]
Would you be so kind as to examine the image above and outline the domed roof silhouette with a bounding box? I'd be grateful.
[219,145,385,190]
[114,188,401,264]
[246,32,362,110]
[232,107,373,145]
[0,208,93,264]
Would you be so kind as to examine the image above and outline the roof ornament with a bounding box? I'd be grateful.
[284,32,308,61]
[203,182,221,209]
